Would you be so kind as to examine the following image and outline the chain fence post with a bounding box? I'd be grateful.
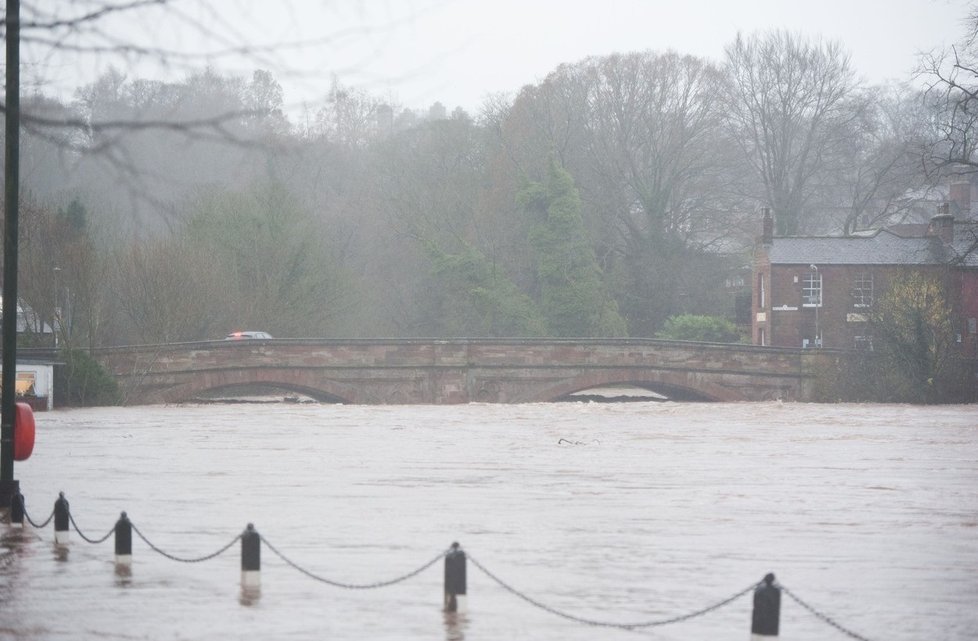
[751,572,780,639]
[241,523,261,590]
[114,512,132,570]
[9,489,24,527]
[53,491,69,546]
[444,541,467,613]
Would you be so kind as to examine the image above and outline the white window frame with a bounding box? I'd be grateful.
[851,272,874,308]
[802,272,822,307]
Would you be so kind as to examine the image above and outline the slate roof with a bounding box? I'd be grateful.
[767,229,947,266]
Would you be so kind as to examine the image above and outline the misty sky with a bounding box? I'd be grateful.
[29,0,970,113]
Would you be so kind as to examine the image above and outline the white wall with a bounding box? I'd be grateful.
[16,363,54,410]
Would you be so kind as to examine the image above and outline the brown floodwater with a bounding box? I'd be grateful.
[1,401,976,640]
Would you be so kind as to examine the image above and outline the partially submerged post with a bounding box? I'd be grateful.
[241,523,261,590]
[53,492,70,546]
[115,512,133,569]
[444,542,467,613]
[751,572,781,639]
[9,490,24,527]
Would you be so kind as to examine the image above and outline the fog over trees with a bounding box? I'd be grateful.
[3,2,974,346]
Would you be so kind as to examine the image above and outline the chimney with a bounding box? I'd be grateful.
[927,202,954,244]
[761,207,774,246]
[949,181,971,216]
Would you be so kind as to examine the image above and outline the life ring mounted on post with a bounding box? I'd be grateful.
[14,401,35,461]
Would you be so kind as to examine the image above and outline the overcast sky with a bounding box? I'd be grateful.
[31,0,972,114]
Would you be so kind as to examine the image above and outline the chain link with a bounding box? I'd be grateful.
[7,497,883,640]
[68,512,115,544]
[261,536,447,589]
[782,585,875,641]
[131,523,240,563]
[22,507,54,529]
[467,553,757,630]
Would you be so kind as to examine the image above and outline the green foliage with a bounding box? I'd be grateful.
[55,349,120,406]
[109,181,353,343]
[520,159,627,337]
[868,274,962,403]
[17,59,940,345]
[815,274,973,403]
[429,244,547,336]
[655,314,742,343]
[178,181,349,338]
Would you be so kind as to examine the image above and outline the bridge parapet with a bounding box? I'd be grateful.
[94,338,819,405]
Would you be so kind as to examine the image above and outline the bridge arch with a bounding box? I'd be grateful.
[530,370,740,403]
[160,368,356,404]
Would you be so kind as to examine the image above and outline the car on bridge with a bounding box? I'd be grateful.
[225,331,273,340]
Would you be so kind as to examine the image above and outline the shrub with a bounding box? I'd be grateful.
[55,349,120,407]
[655,314,742,343]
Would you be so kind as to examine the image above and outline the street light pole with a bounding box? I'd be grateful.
[810,264,820,348]
[1,0,22,509]
[53,266,62,347]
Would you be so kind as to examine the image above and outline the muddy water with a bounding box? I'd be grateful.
[1,401,976,640]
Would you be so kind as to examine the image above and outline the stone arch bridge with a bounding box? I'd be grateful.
[93,338,819,404]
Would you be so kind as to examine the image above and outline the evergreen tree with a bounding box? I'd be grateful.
[519,159,627,337]
[429,243,547,336]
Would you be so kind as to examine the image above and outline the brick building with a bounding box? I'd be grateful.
[752,205,978,355]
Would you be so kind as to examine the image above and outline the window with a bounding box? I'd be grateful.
[757,273,766,309]
[851,273,874,307]
[802,272,821,307]
[854,336,873,351]
[15,372,36,396]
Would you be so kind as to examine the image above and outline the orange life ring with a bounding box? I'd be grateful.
[14,401,35,461]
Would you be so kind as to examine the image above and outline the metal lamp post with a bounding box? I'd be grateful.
[810,264,820,348]
[53,266,61,347]
[1,0,22,510]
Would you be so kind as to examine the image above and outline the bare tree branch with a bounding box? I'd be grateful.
[1,0,168,30]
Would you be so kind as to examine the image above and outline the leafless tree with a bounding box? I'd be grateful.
[723,30,858,235]
[834,85,935,235]
[919,7,978,177]
[2,1,388,342]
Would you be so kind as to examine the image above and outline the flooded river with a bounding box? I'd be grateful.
[1,401,976,640]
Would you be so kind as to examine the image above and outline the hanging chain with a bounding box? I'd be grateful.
[22,507,54,529]
[782,585,875,641]
[68,512,114,544]
[131,523,240,563]
[467,553,757,629]
[262,536,447,589]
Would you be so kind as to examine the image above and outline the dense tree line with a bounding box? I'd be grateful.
[5,23,972,347]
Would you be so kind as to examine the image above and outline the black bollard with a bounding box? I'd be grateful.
[53,492,70,545]
[240,523,261,589]
[9,490,24,527]
[444,542,467,613]
[114,512,132,568]
[751,572,781,639]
